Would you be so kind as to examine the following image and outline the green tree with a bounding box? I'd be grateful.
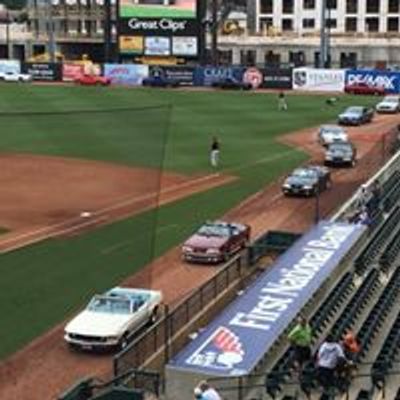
[0,0,26,10]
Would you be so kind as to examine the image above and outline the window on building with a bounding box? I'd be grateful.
[282,18,293,30]
[302,18,315,28]
[303,0,315,9]
[259,17,273,32]
[265,50,281,66]
[260,0,273,14]
[366,0,380,13]
[365,17,379,31]
[282,0,294,14]
[240,50,256,66]
[387,17,399,31]
[345,17,358,31]
[388,0,400,13]
[289,51,306,66]
[326,18,337,28]
[346,0,358,13]
[327,0,337,9]
[340,52,358,68]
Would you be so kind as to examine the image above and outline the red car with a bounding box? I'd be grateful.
[344,82,385,95]
[182,220,251,264]
[75,74,111,86]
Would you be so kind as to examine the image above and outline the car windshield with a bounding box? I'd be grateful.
[198,223,232,237]
[383,96,399,103]
[87,295,131,314]
[321,125,343,134]
[346,107,363,114]
[329,143,352,152]
[292,169,317,179]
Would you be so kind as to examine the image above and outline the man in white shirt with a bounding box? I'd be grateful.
[317,334,348,390]
[194,381,222,400]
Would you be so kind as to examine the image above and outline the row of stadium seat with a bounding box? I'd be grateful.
[379,228,400,273]
[331,269,380,341]
[371,308,400,386]
[356,267,400,361]
[265,271,370,396]
[355,207,400,275]
[382,172,400,211]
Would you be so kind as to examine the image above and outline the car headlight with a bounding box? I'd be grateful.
[283,183,291,189]
[206,248,220,254]
[326,154,333,160]
[106,336,119,342]
[182,246,193,252]
[303,185,313,190]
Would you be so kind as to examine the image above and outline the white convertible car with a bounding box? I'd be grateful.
[64,287,163,350]
[0,71,32,82]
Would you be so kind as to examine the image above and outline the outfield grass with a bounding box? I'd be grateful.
[0,85,376,358]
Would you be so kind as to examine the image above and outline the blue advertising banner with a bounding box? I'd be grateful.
[168,221,365,376]
[104,63,149,85]
[194,66,244,86]
[345,69,400,94]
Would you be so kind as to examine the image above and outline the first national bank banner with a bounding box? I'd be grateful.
[168,221,365,376]
[293,67,346,91]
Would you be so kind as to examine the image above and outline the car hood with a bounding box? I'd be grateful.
[65,311,132,336]
[285,176,316,186]
[377,101,397,108]
[184,234,228,249]
[339,112,360,119]
[327,149,352,157]
[322,132,347,141]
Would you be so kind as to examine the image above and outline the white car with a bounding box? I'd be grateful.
[0,71,32,82]
[64,287,163,350]
[318,125,348,147]
[375,95,400,113]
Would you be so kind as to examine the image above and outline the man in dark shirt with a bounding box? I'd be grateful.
[210,136,220,167]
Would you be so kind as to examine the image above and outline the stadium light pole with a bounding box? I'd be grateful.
[319,0,327,68]
[211,0,218,65]
[104,0,112,63]
[47,0,56,63]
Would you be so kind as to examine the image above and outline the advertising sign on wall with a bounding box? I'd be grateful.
[194,66,244,86]
[22,63,62,81]
[62,63,85,81]
[0,60,20,74]
[261,67,293,89]
[345,69,400,94]
[293,68,345,91]
[104,63,149,85]
[168,221,365,376]
[118,0,200,58]
[149,65,194,85]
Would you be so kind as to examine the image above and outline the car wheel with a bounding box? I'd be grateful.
[119,333,129,350]
[149,307,159,325]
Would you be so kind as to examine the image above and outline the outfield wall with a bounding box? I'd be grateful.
[4,58,400,93]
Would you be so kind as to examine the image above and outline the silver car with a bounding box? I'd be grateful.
[318,125,348,147]
[376,95,400,114]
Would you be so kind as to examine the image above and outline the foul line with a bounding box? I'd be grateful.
[0,149,299,253]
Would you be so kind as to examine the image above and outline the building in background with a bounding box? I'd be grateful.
[218,0,400,68]
[25,0,116,61]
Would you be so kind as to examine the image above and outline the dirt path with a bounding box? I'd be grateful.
[0,114,399,400]
[0,155,234,253]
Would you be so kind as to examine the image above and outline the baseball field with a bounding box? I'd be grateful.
[0,84,376,361]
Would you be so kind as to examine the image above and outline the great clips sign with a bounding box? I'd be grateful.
[346,69,400,94]
[168,221,365,376]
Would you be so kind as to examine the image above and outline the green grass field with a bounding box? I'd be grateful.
[0,85,376,359]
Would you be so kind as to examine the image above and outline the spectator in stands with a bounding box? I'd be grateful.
[287,316,313,370]
[194,380,222,400]
[316,334,348,390]
[341,331,360,362]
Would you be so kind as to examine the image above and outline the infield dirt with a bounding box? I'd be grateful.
[0,114,399,400]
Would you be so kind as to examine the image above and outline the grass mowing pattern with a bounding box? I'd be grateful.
[0,85,376,358]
